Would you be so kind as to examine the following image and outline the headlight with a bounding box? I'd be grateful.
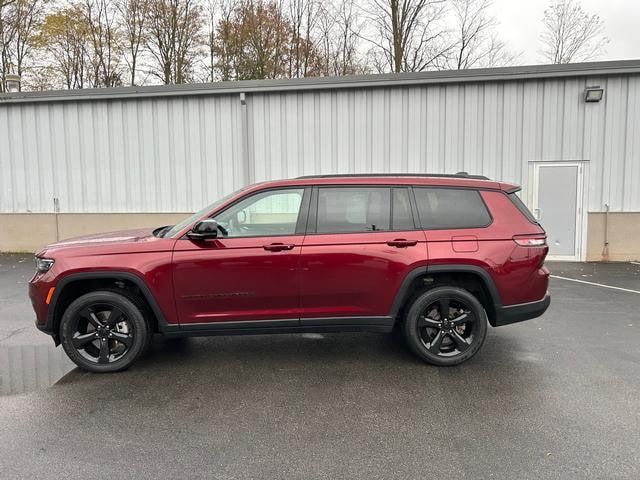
[34,257,55,273]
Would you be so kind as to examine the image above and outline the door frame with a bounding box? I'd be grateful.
[171,186,312,324]
[529,161,589,262]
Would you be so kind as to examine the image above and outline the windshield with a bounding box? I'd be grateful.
[161,188,247,238]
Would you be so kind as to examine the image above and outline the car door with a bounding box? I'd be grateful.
[172,187,310,325]
[298,186,428,324]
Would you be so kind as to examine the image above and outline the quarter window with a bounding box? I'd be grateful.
[316,187,390,233]
[414,188,491,229]
[508,192,539,224]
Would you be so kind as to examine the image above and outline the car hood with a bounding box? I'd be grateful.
[39,228,157,252]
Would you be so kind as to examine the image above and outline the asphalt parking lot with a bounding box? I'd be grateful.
[1,254,639,479]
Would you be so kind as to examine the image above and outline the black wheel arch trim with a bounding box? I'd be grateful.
[427,264,502,305]
[44,271,171,336]
[389,264,503,325]
[389,266,429,318]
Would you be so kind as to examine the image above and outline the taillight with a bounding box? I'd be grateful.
[513,234,547,247]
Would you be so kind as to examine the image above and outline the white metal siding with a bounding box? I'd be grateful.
[1,74,639,213]
[1,96,245,213]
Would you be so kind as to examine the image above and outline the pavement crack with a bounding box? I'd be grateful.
[0,327,28,344]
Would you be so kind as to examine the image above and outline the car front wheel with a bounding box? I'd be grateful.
[60,290,150,373]
[403,286,488,366]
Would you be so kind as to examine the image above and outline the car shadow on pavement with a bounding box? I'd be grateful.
[51,330,544,417]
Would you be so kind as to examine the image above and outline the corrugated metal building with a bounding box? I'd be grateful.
[1,60,639,260]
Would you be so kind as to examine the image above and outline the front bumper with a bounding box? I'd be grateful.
[493,293,551,327]
[29,271,60,343]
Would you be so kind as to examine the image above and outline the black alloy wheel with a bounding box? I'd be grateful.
[60,291,149,372]
[403,286,487,366]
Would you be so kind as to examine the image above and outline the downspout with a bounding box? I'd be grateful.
[53,197,60,242]
[602,203,609,261]
[239,92,253,185]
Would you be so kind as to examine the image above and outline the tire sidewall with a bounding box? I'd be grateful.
[403,286,488,366]
[60,291,147,373]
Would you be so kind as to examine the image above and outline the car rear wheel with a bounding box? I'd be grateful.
[60,290,150,373]
[403,286,487,366]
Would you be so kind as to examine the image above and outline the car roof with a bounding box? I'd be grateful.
[246,174,519,192]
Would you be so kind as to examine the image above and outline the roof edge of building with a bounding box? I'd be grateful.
[2,59,640,105]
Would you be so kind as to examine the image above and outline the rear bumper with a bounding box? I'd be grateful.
[493,293,551,327]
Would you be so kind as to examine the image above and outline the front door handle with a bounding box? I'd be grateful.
[263,243,295,252]
[386,239,418,248]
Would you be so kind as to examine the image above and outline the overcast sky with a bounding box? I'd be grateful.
[490,0,640,64]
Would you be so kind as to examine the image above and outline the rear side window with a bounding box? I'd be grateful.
[316,187,390,233]
[414,187,491,229]
[508,192,539,224]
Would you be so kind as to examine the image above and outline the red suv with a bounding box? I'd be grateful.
[29,174,550,372]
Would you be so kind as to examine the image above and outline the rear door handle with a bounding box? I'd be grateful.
[386,239,418,248]
[263,243,295,252]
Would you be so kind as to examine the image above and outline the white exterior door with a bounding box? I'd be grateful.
[532,162,587,261]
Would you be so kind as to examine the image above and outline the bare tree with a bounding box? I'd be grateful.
[145,0,205,84]
[82,0,123,87]
[365,0,450,73]
[23,63,57,90]
[7,0,46,89]
[286,0,318,77]
[210,0,235,80]
[540,0,608,64]
[116,0,147,85]
[203,0,218,81]
[315,0,367,76]
[314,2,334,74]
[0,0,17,91]
[448,0,518,69]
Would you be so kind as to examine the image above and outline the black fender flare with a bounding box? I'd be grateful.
[46,271,172,334]
[389,264,502,323]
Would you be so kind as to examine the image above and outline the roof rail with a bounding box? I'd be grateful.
[296,172,491,180]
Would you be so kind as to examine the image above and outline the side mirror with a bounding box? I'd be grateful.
[187,219,219,241]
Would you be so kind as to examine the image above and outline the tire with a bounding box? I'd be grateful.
[403,286,487,366]
[59,290,151,373]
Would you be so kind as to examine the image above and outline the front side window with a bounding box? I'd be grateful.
[414,187,491,229]
[214,189,304,237]
[316,187,390,233]
[163,187,247,238]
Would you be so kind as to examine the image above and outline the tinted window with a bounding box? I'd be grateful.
[392,188,414,230]
[214,189,304,237]
[316,187,390,233]
[414,188,491,229]
[508,192,538,224]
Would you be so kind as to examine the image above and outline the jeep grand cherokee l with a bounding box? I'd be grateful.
[29,174,550,372]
